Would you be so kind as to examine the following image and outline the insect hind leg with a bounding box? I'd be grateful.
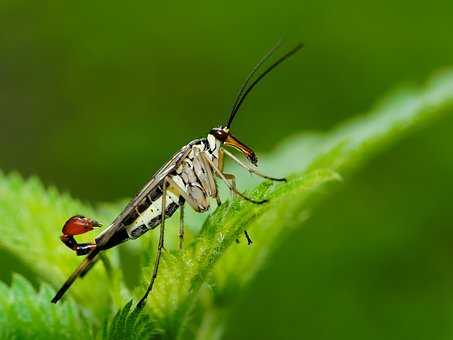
[136,178,169,309]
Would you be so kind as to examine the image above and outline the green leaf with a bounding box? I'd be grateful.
[2,69,453,339]
[126,69,453,339]
[0,274,90,340]
[100,300,154,340]
[0,172,118,312]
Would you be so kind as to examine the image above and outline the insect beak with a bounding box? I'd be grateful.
[224,134,258,166]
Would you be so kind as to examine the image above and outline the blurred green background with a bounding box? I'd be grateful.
[1,0,453,339]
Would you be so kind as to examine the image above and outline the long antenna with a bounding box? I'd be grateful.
[229,40,283,115]
[226,43,304,129]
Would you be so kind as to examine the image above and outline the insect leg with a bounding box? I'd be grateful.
[179,200,185,250]
[223,173,237,195]
[215,194,222,207]
[199,152,267,204]
[197,151,222,207]
[224,173,253,245]
[137,179,168,309]
[244,230,253,245]
[223,148,286,182]
[166,177,205,212]
[223,172,242,243]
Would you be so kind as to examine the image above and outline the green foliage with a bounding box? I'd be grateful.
[0,69,453,339]
[0,275,89,340]
[100,301,154,340]
[0,172,119,314]
[130,70,453,339]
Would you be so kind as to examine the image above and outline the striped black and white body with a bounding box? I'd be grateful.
[96,135,223,249]
[52,41,303,308]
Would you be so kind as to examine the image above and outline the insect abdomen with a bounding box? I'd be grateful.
[125,190,181,239]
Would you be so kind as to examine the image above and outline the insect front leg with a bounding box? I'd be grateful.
[223,148,286,182]
[199,152,267,205]
[166,177,208,213]
[196,151,222,207]
[223,173,237,197]
[137,178,168,309]
[224,173,253,245]
[215,192,222,207]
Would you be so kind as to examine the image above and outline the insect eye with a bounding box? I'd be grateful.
[210,128,228,141]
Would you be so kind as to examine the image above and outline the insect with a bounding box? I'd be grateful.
[51,41,303,307]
